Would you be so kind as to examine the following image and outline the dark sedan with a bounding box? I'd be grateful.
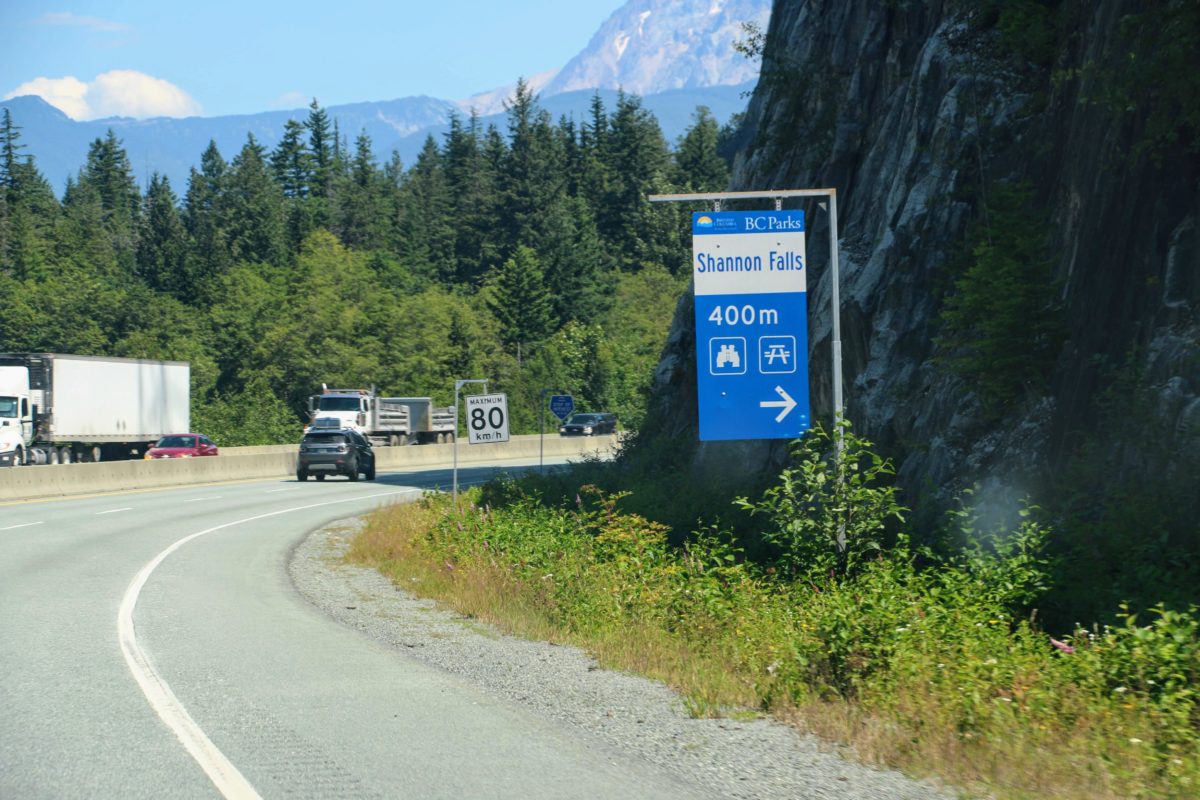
[558,413,617,436]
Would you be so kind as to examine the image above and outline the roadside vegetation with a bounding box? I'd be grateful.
[350,424,1199,800]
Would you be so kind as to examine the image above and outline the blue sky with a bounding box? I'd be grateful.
[1,1,626,119]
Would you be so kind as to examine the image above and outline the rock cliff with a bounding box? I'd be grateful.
[646,0,1199,522]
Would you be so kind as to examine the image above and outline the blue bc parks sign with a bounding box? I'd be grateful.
[693,210,810,441]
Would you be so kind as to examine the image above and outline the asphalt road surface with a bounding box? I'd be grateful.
[1,458,705,799]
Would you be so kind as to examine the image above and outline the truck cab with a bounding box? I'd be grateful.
[0,365,33,464]
[307,388,370,433]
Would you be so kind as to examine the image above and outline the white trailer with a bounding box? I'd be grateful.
[0,353,190,464]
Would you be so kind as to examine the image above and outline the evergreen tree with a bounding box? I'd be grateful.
[444,311,473,377]
[183,140,232,294]
[74,130,141,277]
[0,108,22,189]
[0,110,57,276]
[136,173,188,294]
[579,93,612,210]
[673,106,729,192]
[598,93,673,269]
[538,195,612,326]
[335,131,390,250]
[225,134,286,266]
[271,119,318,251]
[442,111,499,285]
[500,79,567,256]
[396,135,455,283]
[271,119,311,199]
[486,244,555,354]
[305,99,334,216]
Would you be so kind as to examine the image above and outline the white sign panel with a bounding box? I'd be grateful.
[465,393,510,444]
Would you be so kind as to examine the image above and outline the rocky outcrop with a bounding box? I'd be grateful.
[646,0,1199,519]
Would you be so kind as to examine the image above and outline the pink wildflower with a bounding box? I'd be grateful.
[1050,637,1075,654]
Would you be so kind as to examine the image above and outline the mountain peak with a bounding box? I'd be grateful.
[2,94,74,123]
[540,0,770,97]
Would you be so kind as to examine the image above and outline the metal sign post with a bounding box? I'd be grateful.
[452,378,488,502]
[538,389,573,472]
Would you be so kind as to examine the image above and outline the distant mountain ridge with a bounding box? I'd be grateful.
[2,0,769,193]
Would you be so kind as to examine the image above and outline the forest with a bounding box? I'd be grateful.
[0,81,730,443]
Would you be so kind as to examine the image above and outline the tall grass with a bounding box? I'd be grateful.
[348,430,1199,800]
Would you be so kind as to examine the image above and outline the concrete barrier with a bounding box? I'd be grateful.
[0,435,617,503]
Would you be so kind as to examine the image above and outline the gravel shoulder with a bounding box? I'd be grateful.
[289,517,964,800]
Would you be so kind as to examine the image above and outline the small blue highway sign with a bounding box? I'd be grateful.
[549,394,575,421]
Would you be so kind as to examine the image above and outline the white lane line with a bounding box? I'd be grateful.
[184,496,222,503]
[118,488,419,800]
[1,521,44,531]
[98,507,134,515]
[265,488,299,493]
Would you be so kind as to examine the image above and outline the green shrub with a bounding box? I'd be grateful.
[735,420,906,581]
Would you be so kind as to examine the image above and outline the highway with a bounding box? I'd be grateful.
[0,458,701,799]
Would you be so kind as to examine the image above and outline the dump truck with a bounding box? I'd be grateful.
[0,353,191,464]
[306,387,455,446]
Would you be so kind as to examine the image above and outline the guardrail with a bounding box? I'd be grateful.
[0,434,618,503]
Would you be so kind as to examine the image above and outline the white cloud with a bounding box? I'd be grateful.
[269,91,309,110]
[4,70,201,120]
[4,76,90,119]
[34,12,130,33]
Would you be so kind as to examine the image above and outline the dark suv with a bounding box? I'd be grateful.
[558,412,617,436]
[298,428,376,481]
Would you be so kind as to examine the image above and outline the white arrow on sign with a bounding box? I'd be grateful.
[760,385,798,422]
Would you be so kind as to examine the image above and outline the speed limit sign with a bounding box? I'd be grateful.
[465,393,510,444]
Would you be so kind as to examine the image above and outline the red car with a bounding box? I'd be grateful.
[145,433,219,459]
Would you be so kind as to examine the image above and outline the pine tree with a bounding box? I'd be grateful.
[579,93,611,209]
[538,195,612,326]
[75,129,142,277]
[673,106,729,192]
[0,155,57,280]
[225,134,286,266]
[136,173,188,294]
[396,135,455,283]
[444,311,472,377]
[600,93,675,270]
[183,140,232,293]
[271,119,318,251]
[486,244,555,354]
[442,111,498,285]
[305,99,334,215]
[335,131,390,250]
[271,119,311,199]
[500,79,567,256]
[0,108,22,190]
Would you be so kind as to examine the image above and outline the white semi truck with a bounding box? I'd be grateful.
[0,353,190,464]
[307,387,455,446]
